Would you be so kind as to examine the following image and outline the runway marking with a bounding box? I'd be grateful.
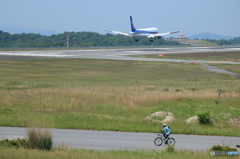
[124,51,144,53]
[77,50,103,52]
[208,61,235,64]
[0,52,76,57]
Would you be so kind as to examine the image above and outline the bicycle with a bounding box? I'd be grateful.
[154,133,176,146]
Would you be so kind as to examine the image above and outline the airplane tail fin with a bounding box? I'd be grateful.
[130,16,136,32]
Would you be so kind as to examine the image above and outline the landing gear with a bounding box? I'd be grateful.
[134,39,139,42]
[150,39,153,42]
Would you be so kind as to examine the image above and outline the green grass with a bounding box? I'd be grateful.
[172,39,219,47]
[0,58,239,136]
[130,51,240,62]
[209,63,240,74]
[0,147,222,159]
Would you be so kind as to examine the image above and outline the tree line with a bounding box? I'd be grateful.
[0,31,180,48]
[1,30,239,48]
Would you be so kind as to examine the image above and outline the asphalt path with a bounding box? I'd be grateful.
[0,127,239,151]
[1,47,240,78]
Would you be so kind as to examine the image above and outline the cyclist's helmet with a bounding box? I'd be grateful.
[162,123,167,127]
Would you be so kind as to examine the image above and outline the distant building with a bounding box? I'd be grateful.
[180,35,185,39]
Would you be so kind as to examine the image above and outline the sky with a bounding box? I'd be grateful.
[1,0,240,37]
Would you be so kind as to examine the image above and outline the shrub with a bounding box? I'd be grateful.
[211,145,237,151]
[0,138,29,148]
[214,100,220,105]
[175,89,183,92]
[197,112,211,124]
[27,127,53,151]
[163,88,169,92]
[189,87,197,91]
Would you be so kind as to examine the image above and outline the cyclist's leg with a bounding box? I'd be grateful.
[165,134,169,139]
[167,133,171,138]
[163,133,167,139]
[164,133,170,144]
[165,133,170,139]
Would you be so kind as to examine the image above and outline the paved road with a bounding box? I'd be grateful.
[0,127,239,151]
[1,47,240,78]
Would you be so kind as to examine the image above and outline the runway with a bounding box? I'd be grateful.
[1,47,240,60]
[1,46,240,78]
[0,127,239,151]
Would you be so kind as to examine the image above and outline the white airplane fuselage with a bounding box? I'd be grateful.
[131,27,159,39]
[103,16,179,42]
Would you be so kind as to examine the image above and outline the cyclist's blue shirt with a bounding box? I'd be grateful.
[164,126,171,135]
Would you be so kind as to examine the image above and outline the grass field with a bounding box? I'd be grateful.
[0,147,222,159]
[0,53,239,158]
[0,56,239,136]
[209,63,240,74]
[130,50,240,62]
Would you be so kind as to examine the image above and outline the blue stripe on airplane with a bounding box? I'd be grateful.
[133,30,158,34]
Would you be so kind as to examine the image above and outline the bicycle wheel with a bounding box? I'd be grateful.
[166,137,175,145]
[154,137,163,146]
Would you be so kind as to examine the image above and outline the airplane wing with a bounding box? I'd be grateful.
[148,31,179,38]
[103,29,131,36]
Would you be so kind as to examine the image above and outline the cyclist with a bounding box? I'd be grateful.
[162,123,171,140]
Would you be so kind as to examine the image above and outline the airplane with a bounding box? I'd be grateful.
[103,16,179,42]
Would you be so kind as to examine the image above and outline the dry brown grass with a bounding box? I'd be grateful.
[226,117,240,128]
[1,86,239,111]
[57,142,70,152]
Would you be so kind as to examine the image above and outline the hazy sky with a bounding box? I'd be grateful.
[1,0,240,37]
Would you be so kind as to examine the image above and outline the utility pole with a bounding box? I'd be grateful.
[66,35,70,48]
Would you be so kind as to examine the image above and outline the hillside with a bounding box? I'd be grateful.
[188,33,235,40]
[172,39,218,47]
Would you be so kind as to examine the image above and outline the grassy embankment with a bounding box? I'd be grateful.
[172,39,219,47]
[0,56,239,136]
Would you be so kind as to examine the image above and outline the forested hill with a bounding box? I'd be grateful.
[0,31,180,48]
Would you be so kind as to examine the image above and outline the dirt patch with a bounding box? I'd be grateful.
[145,111,175,123]
[226,117,240,128]
[11,85,28,89]
[230,107,240,110]
[185,116,198,124]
